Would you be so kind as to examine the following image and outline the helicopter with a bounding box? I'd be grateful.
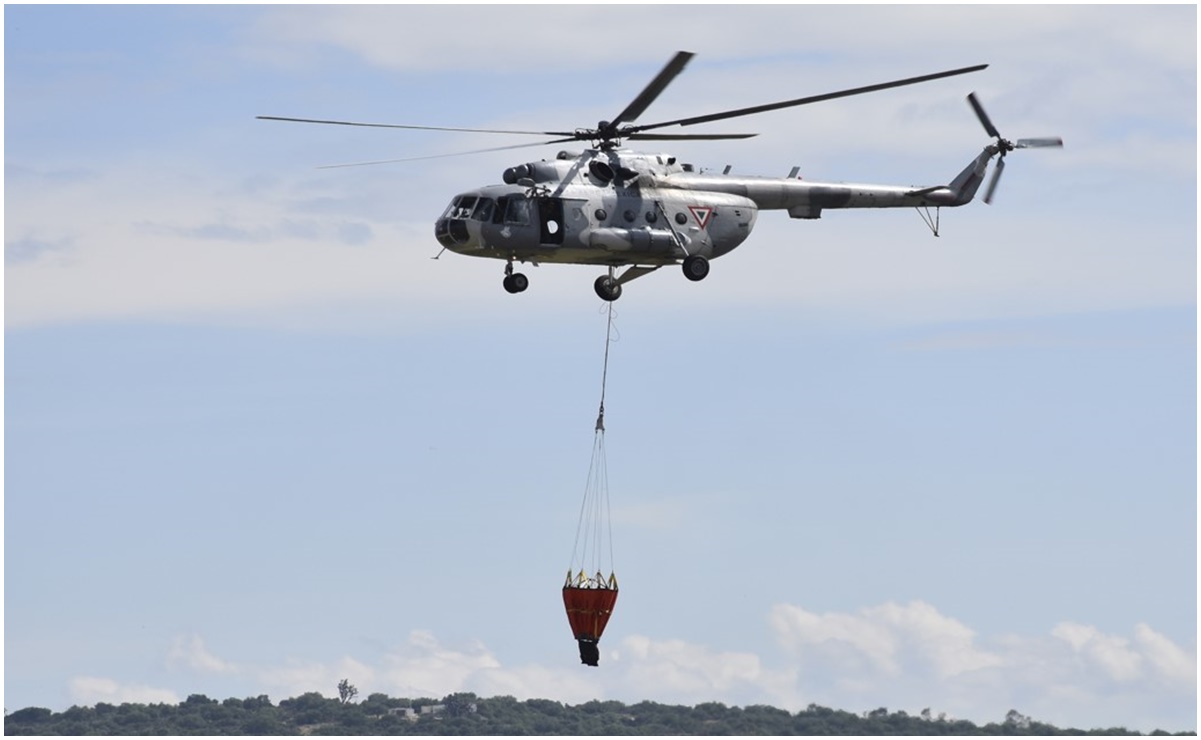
[259,52,1062,301]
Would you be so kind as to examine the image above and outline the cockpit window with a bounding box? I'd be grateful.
[453,196,476,219]
[471,198,495,222]
[503,196,531,225]
[441,195,477,220]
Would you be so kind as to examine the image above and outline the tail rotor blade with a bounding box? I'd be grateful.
[1016,137,1064,149]
[983,157,1005,205]
[967,92,1000,139]
[965,94,1060,206]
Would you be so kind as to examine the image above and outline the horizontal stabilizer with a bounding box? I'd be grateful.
[906,185,948,197]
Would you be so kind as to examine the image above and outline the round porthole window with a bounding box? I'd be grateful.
[623,210,636,222]
[646,211,658,223]
[675,212,687,225]
[594,209,608,221]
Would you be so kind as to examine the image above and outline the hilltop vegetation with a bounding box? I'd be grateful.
[4,691,1191,735]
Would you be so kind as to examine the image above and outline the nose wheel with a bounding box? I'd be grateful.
[503,273,529,294]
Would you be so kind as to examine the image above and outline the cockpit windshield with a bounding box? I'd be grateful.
[441,195,477,220]
[471,198,495,222]
[442,194,497,222]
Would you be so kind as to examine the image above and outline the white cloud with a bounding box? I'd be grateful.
[249,6,1194,85]
[10,136,1186,331]
[762,603,1195,729]
[1045,621,1198,691]
[616,635,800,708]
[1052,622,1143,682]
[466,662,601,706]
[772,603,901,674]
[770,600,1003,680]
[4,163,450,330]
[167,635,239,674]
[156,607,1194,731]
[7,5,1193,331]
[68,676,180,706]
[257,655,375,701]
[1134,623,1197,686]
[243,6,1193,188]
[377,630,502,698]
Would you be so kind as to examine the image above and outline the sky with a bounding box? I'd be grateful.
[4,3,1197,733]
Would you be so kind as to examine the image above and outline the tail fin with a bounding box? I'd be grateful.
[946,145,1000,205]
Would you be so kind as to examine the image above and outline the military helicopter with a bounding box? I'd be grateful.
[259,52,1061,301]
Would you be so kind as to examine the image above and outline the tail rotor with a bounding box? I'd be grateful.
[982,155,1005,205]
[967,92,1063,204]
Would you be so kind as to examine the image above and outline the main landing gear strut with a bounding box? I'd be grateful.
[591,255,711,302]
[501,256,712,301]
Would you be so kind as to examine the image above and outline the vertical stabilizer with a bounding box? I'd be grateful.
[947,145,1000,205]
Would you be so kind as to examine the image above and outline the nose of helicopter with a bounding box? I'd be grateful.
[434,215,471,249]
[435,193,487,251]
[437,192,497,253]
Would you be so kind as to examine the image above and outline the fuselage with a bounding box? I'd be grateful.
[434,147,978,268]
[435,149,758,267]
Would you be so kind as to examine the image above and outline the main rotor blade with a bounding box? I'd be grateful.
[983,156,1005,204]
[610,51,696,127]
[966,92,1000,139]
[627,63,988,133]
[316,137,579,168]
[257,115,575,138]
[625,132,758,141]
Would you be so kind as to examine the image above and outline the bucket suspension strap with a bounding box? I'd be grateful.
[563,301,621,666]
[571,302,619,581]
[595,302,615,432]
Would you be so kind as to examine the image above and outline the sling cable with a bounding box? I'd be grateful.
[563,302,619,667]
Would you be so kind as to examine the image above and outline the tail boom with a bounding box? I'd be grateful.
[663,160,991,219]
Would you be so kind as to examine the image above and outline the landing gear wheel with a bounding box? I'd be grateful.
[682,254,710,282]
[503,273,529,294]
[594,275,623,302]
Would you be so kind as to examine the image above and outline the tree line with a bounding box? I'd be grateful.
[4,689,1192,735]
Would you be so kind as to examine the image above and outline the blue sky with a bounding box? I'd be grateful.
[5,4,1196,733]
